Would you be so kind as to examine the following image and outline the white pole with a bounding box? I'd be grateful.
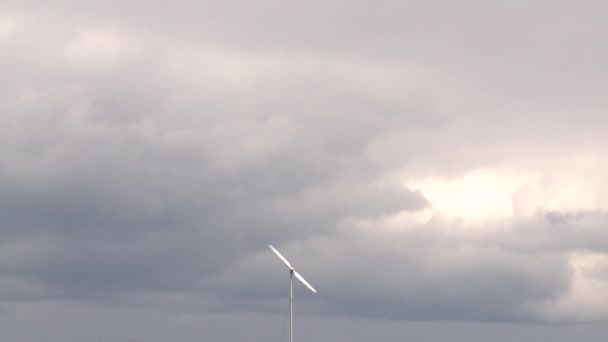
[289,269,293,342]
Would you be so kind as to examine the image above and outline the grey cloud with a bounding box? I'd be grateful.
[506,210,608,254]
[0,15,432,312]
[1,2,608,339]
[211,213,580,322]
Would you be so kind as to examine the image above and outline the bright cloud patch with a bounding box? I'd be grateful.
[407,169,534,224]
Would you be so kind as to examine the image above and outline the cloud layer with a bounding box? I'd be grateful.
[1,2,608,335]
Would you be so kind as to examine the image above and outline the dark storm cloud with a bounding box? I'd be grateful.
[1,1,608,335]
[209,211,592,322]
[0,14,431,310]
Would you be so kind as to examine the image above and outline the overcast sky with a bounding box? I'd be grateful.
[2,1,608,341]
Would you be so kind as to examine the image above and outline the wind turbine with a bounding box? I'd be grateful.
[269,244,316,342]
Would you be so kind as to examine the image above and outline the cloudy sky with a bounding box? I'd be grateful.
[2,1,608,341]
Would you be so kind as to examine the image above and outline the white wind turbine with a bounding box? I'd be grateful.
[269,244,316,342]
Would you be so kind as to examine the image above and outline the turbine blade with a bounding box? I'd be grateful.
[294,270,317,293]
[269,245,292,269]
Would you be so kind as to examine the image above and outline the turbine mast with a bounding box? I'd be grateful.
[290,269,294,342]
[268,244,316,342]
